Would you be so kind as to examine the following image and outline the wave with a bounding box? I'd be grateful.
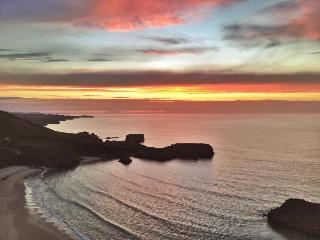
[132,171,261,203]
[40,169,140,240]
[25,170,265,240]
[65,176,216,238]
[107,173,260,223]
[77,177,261,239]
[26,165,276,240]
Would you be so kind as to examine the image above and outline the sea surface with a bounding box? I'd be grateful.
[24,114,320,240]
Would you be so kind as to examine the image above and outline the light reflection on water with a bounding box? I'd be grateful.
[25,114,320,239]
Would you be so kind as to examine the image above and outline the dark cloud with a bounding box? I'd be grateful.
[87,58,112,62]
[0,49,14,52]
[0,51,69,62]
[86,51,140,62]
[145,37,189,45]
[309,51,320,55]
[0,52,51,60]
[139,47,218,55]
[0,97,22,100]
[43,58,69,62]
[82,94,102,97]
[0,71,319,87]
[224,23,302,48]
[224,0,320,48]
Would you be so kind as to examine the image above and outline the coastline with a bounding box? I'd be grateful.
[0,166,73,240]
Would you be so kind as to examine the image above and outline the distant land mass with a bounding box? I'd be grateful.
[14,112,93,126]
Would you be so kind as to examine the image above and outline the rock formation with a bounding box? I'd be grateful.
[0,110,214,169]
[132,143,214,161]
[118,156,133,165]
[268,198,320,236]
[125,134,145,144]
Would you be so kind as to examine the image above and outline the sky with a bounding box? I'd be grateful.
[0,0,319,102]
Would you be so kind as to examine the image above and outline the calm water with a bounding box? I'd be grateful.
[25,114,320,240]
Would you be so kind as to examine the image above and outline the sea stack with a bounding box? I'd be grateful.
[125,134,145,144]
[268,198,320,236]
[118,156,133,165]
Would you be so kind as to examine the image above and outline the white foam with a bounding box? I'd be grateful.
[24,174,85,240]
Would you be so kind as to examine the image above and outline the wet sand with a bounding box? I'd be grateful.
[0,166,72,240]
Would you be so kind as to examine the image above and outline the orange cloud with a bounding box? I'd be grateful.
[81,0,237,31]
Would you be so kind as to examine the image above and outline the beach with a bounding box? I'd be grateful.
[0,166,72,240]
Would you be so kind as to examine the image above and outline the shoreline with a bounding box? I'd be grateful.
[0,166,73,240]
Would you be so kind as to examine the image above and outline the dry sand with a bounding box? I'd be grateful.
[0,166,72,240]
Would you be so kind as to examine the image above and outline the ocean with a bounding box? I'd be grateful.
[24,114,320,240]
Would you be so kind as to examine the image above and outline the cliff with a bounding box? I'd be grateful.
[0,111,105,168]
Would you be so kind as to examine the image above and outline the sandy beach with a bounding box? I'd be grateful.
[0,166,72,240]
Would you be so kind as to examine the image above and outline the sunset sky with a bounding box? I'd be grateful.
[0,0,319,102]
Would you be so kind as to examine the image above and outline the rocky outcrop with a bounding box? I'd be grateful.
[76,132,103,144]
[0,110,214,169]
[268,198,320,236]
[0,111,97,168]
[125,134,144,144]
[103,142,214,161]
[118,156,133,165]
[132,143,214,161]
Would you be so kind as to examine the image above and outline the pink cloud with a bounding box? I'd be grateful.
[293,0,320,41]
[264,0,320,41]
[224,0,320,47]
[79,0,238,31]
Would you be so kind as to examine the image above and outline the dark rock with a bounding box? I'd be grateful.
[125,134,144,144]
[168,143,214,159]
[105,137,119,140]
[132,143,214,161]
[102,142,214,161]
[118,156,132,165]
[76,131,103,143]
[268,198,320,236]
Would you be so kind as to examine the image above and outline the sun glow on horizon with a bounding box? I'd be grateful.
[1,84,319,101]
[0,1,319,102]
